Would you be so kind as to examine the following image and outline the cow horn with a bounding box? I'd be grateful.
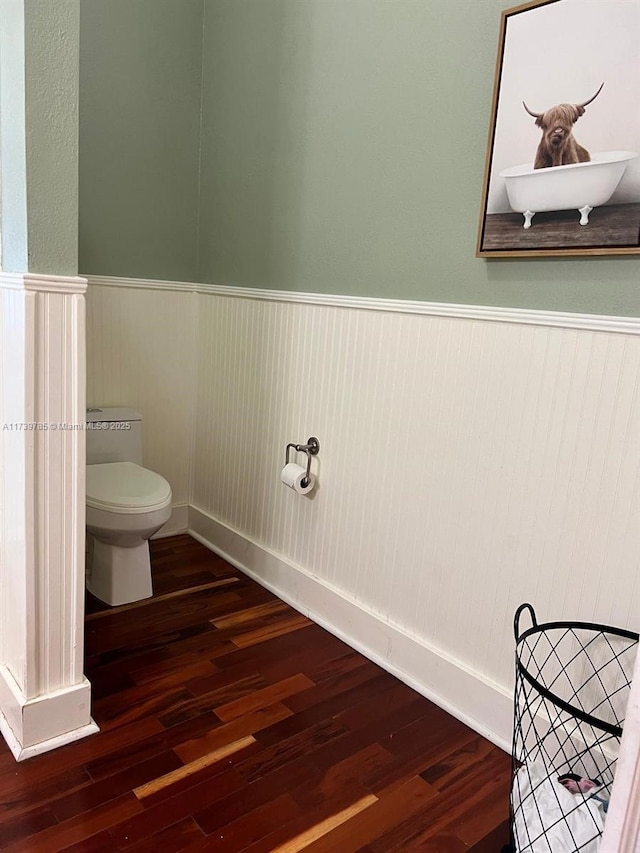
[522,101,542,118]
[576,82,604,109]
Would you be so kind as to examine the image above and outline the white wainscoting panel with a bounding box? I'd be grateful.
[191,291,640,727]
[0,273,98,759]
[0,282,33,696]
[32,282,87,696]
[84,275,640,747]
[188,506,514,750]
[85,282,197,506]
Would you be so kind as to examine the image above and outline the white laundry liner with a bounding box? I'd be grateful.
[513,762,604,853]
[509,605,638,853]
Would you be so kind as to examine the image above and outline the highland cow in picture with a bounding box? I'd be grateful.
[523,82,604,169]
[477,0,640,257]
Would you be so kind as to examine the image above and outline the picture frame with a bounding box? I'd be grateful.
[476,0,640,258]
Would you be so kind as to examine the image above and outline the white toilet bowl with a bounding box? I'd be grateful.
[86,461,172,606]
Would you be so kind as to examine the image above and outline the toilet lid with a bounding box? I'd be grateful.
[87,462,172,514]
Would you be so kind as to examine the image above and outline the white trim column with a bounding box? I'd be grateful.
[600,648,640,853]
[0,272,98,760]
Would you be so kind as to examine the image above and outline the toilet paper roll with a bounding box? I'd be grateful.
[280,462,316,495]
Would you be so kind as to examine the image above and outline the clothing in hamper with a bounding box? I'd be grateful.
[558,774,610,814]
[513,762,604,853]
[558,774,601,795]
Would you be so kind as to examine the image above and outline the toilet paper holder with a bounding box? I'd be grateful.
[285,437,320,488]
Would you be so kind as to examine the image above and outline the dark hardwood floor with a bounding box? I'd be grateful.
[0,534,511,851]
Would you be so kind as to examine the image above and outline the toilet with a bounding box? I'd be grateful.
[85,407,172,606]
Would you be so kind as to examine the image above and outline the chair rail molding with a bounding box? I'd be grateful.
[0,271,98,760]
[86,274,640,336]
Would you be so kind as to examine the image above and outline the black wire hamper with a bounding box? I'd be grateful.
[506,603,638,853]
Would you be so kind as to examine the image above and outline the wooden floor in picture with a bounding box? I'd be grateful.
[0,534,511,852]
[480,201,640,252]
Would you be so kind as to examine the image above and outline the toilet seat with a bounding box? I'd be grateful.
[87,462,171,514]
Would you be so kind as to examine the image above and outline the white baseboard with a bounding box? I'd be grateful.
[153,504,189,539]
[188,505,513,753]
[0,666,99,761]
[0,714,100,763]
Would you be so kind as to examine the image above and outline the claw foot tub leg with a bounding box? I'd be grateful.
[523,210,535,229]
[579,205,593,226]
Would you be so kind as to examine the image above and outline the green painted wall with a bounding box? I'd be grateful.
[78,0,639,315]
[197,0,640,316]
[0,0,29,272]
[78,0,203,281]
[25,0,80,276]
[0,0,79,275]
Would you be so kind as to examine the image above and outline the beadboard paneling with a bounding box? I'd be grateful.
[85,283,196,506]
[33,285,87,695]
[0,273,97,759]
[0,284,31,691]
[84,277,640,729]
[191,293,640,697]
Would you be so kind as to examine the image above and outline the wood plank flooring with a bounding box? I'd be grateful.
[480,201,640,251]
[0,534,511,852]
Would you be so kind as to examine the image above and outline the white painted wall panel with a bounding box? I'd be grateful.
[85,283,196,506]
[33,286,87,694]
[192,294,640,695]
[84,277,639,707]
[0,273,97,759]
[0,285,31,690]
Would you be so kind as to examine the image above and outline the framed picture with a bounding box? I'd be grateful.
[476,0,640,258]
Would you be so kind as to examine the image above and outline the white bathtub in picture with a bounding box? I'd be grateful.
[500,151,638,229]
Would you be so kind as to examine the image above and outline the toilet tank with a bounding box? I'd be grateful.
[86,407,144,465]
